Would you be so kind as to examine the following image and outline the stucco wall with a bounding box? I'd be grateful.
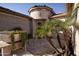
[74,7,79,56]
[0,13,31,33]
[30,9,52,19]
[0,33,20,43]
[75,30,79,56]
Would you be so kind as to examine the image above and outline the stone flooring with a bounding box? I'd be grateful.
[11,48,56,56]
[11,48,66,56]
[12,49,33,56]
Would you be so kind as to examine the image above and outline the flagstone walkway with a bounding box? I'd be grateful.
[12,49,33,56]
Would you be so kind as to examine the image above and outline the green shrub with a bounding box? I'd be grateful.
[19,32,28,47]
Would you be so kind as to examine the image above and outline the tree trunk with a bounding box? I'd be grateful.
[63,30,70,55]
[56,31,63,51]
[64,30,74,56]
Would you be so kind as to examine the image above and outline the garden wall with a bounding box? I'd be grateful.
[0,31,26,55]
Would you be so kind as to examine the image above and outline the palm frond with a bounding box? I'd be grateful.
[35,18,67,38]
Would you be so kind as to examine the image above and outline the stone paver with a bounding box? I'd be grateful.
[12,49,33,56]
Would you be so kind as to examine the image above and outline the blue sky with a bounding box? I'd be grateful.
[0,3,66,15]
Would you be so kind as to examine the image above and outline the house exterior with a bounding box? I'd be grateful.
[0,7,33,34]
[0,5,67,37]
[0,4,68,55]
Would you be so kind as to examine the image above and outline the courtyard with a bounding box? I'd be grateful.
[0,3,79,56]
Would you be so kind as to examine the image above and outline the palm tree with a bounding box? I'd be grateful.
[35,18,74,56]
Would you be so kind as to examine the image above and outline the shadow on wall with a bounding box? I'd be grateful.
[9,27,23,31]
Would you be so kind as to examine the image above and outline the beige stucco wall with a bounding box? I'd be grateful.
[0,12,31,33]
[75,30,79,56]
[0,33,11,42]
[70,3,79,56]
[74,7,79,56]
[30,9,52,19]
[0,33,21,43]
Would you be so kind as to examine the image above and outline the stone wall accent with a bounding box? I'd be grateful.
[0,31,25,55]
[3,45,11,56]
